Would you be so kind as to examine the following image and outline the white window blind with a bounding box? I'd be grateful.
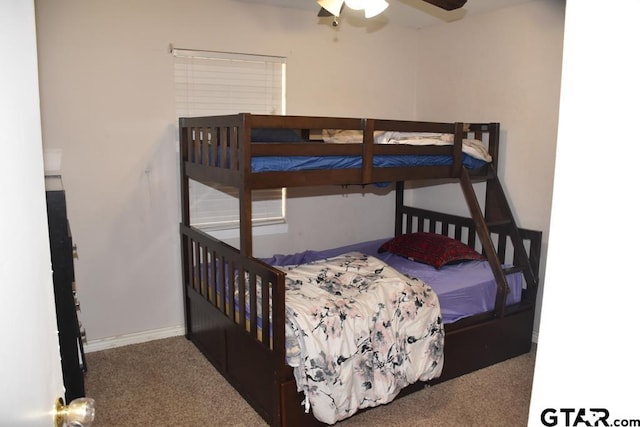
[173,48,287,230]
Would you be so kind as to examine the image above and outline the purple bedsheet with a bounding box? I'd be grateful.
[263,238,522,324]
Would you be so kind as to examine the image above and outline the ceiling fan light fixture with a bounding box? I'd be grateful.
[317,0,344,17]
[344,0,367,11]
[364,0,389,18]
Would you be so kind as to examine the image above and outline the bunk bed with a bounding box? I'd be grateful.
[179,113,542,426]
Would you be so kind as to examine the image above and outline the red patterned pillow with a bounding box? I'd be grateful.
[378,232,485,269]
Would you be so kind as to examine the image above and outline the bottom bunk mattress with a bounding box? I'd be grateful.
[257,236,522,424]
[264,236,523,325]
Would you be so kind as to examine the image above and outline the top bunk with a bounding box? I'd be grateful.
[179,113,500,190]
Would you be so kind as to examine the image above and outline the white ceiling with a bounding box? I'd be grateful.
[231,0,533,29]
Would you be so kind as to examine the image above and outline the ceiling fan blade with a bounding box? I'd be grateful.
[317,4,345,17]
[422,0,468,11]
[318,7,331,16]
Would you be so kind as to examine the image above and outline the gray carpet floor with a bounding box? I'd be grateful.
[85,336,536,426]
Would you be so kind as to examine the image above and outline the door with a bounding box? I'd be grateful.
[0,1,66,425]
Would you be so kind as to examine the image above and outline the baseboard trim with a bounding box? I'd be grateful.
[84,325,185,353]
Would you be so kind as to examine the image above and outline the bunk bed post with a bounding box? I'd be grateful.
[179,118,194,338]
[239,114,253,257]
[451,122,466,177]
[239,185,252,257]
[179,119,191,228]
[362,118,375,183]
[395,181,405,237]
[488,123,500,172]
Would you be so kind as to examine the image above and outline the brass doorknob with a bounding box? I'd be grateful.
[54,397,95,427]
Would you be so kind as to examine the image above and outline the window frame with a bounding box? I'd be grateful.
[173,47,287,231]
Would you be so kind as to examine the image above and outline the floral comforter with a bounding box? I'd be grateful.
[280,252,444,425]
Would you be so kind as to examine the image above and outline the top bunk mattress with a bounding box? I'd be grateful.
[249,129,492,172]
[250,152,488,173]
[263,237,522,325]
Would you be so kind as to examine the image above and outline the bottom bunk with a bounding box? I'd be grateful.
[180,206,541,426]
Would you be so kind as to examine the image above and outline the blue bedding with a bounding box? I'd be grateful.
[250,153,487,173]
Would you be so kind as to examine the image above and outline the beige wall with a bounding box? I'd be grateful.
[35,0,563,344]
[412,0,563,227]
[409,0,565,335]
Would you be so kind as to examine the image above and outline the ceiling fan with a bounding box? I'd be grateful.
[413,0,468,10]
[317,0,468,20]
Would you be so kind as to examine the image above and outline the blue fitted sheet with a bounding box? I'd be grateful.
[250,153,487,172]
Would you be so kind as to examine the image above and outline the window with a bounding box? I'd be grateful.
[173,48,287,230]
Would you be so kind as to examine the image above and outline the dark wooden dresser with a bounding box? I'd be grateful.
[45,175,87,401]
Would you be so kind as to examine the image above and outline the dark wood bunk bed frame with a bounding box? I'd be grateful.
[179,113,542,426]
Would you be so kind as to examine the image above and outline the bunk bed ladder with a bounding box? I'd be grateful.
[459,167,538,318]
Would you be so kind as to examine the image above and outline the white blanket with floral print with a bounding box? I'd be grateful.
[280,252,444,425]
